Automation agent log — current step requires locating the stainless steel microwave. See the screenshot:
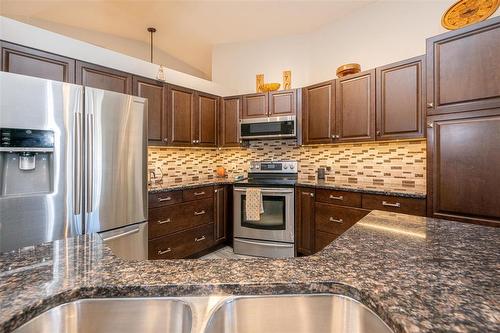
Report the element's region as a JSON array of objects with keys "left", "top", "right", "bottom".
[{"left": 240, "top": 115, "right": 296, "bottom": 140}]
